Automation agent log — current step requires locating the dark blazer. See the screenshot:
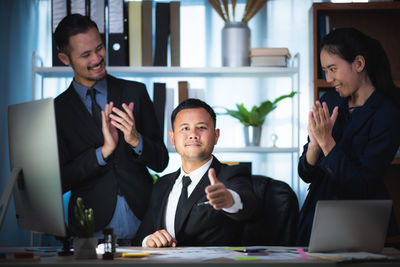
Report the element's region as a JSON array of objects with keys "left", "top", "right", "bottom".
[
  {"left": 55, "top": 74, "right": 169, "bottom": 232},
  {"left": 296, "top": 90, "right": 400, "bottom": 246},
  {"left": 134, "top": 157, "right": 257, "bottom": 246}
]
